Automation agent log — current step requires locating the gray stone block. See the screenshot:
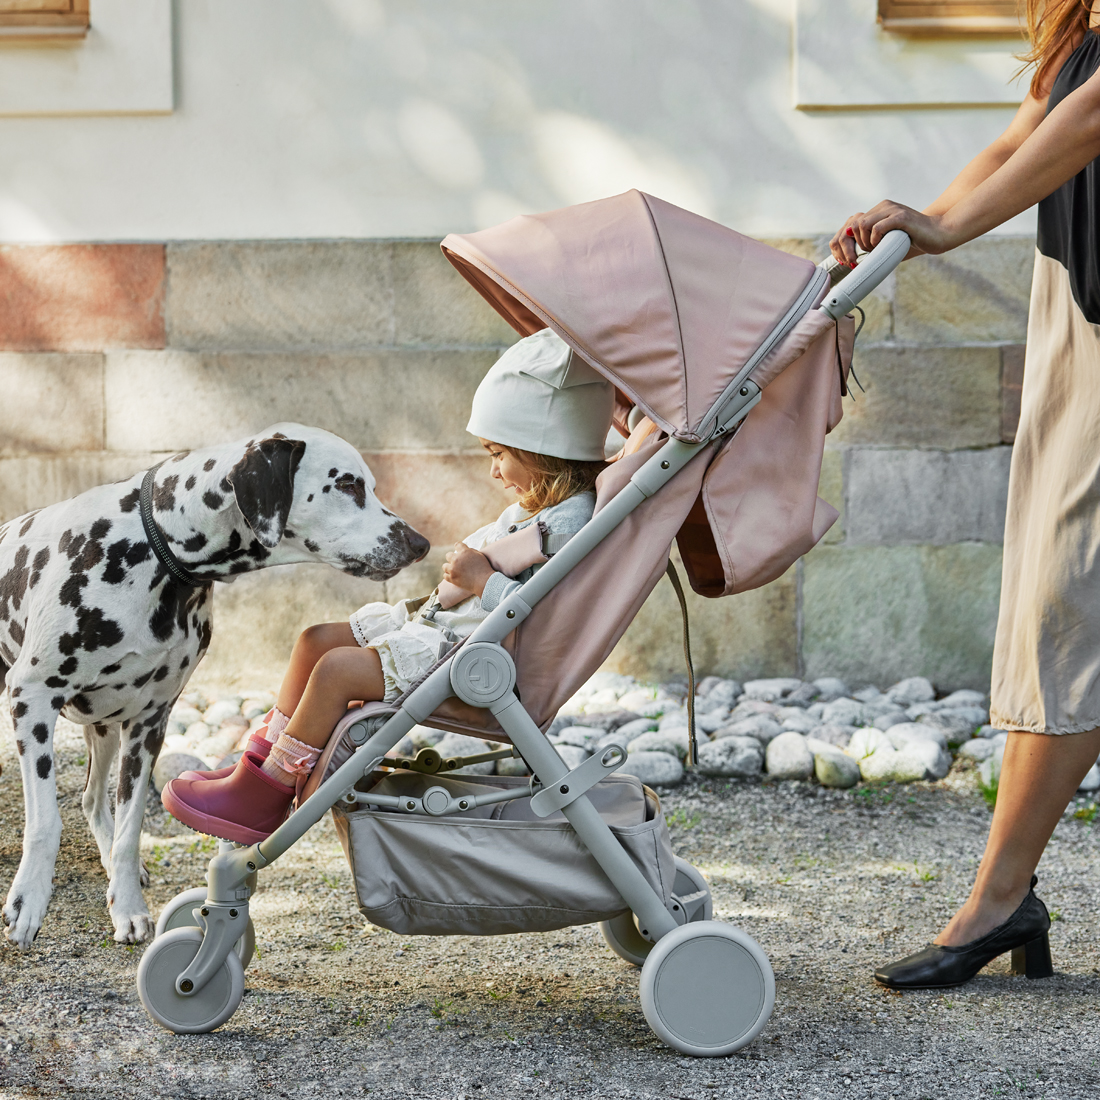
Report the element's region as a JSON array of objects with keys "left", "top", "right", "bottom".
[
  {"left": 620, "top": 750, "right": 683, "bottom": 787},
  {"left": 894, "top": 237, "right": 1034, "bottom": 343},
  {"left": 846, "top": 446, "right": 1011, "bottom": 546},
  {"left": 765, "top": 731, "right": 813, "bottom": 780},
  {"left": 830, "top": 346, "right": 1001, "bottom": 449},
  {"left": 0, "top": 452, "right": 158, "bottom": 523},
  {"left": 812, "top": 750, "right": 860, "bottom": 789},
  {"left": 166, "top": 241, "right": 395, "bottom": 351},
  {"left": 104, "top": 348, "right": 496, "bottom": 452},
  {"left": 0, "top": 353, "right": 105, "bottom": 456},
  {"left": 695, "top": 735, "right": 763, "bottom": 778},
  {"left": 392, "top": 242, "right": 521, "bottom": 347},
  {"left": 818, "top": 447, "right": 845, "bottom": 545},
  {"left": 802, "top": 544, "right": 1003, "bottom": 693}
]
